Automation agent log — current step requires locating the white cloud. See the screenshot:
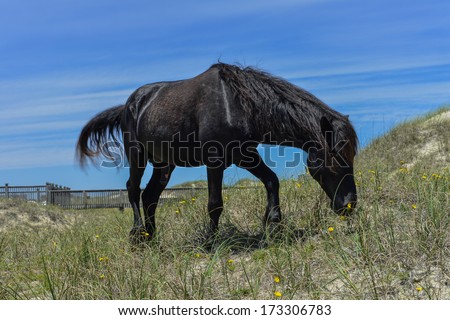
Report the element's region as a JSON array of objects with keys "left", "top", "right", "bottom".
[
  {"left": 320, "top": 81, "right": 450, "bottom": 106},
  {"left": 1, "top": 0, "right": 332, "bottom": 43},
  {"left": 0, "top": 120, "right": 85, "bottom": 136},
  {"left": 0, "top": 88, "right": 130, "bottom": 122},
  {"left": 279, "top": 54, "right": 450, "bottom": 81},
  {"left": 0, "top": 145, "right": 75, "bottom": 169}
]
